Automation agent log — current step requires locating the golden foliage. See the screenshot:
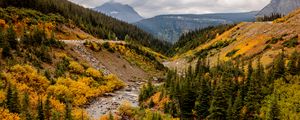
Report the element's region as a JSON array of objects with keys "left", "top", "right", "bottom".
[
  {"left": 118, "top": 101, "right": 136, "bottom": 117},
  {"left": 69, "top": 61, "right": 85, "bottom": 74},
  {"left": 5, "top": 64, "right": 50, "bottom": 93},
  {"left": 86, "top": 68, "right": 103, "bottom": 78},
  {"left": 0, "top": 108, "right": 20, "bottom": 120},
  {"left": 72, "top": 108, "right": 90, "bottom": 120},
  {"left": 0, "top": 91, "right": 6, "bottom": 104}
]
